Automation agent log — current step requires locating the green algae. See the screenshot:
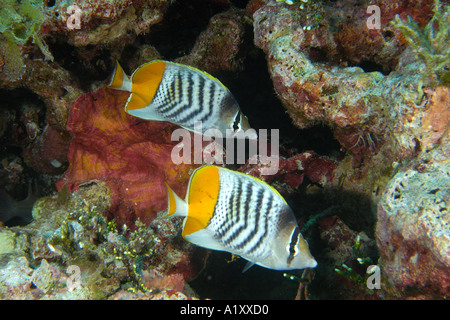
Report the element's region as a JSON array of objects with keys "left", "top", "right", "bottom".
[
  {"left": 392, "top": 0, "right": 450, "bottom": 88},
  {"left": 0, "top": 0, "right": 53, "bottom": 81},
  {"left": 0, "top": 0, "right": 45, "bottom": 44}
]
